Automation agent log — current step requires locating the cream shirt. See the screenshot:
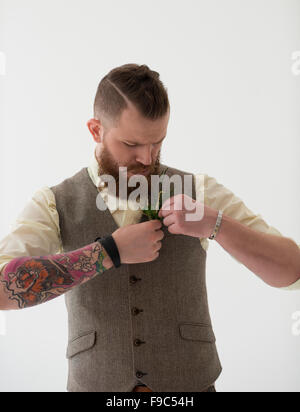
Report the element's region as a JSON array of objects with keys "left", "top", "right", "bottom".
[{"left": 0, "top": 152, "right": 299, "bottom": 291}]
